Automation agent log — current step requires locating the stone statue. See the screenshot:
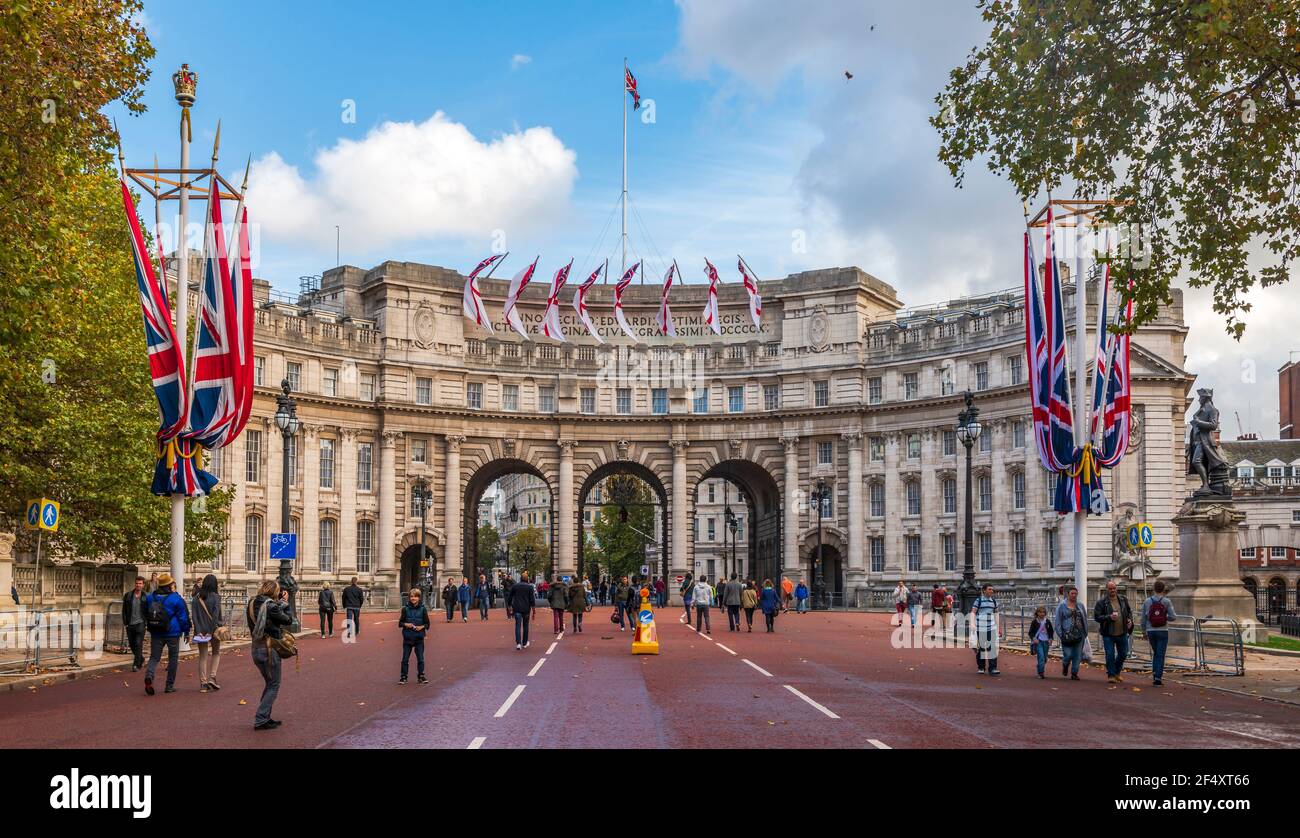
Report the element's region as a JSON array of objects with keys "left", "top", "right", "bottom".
[
  {"left": 1186, "top": 388, "right": 1231, "bottom": 498},
  {"left": 1110, "top": 503, "right": 1157, "bottom": 583}
]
